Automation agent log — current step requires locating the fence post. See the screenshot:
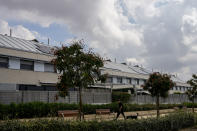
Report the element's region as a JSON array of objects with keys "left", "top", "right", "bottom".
[
  {"left": 93, "top": 92, "right": 94, "bottom": 103},
  {"left": 77, "top": 91, "right": 79, "bottom": 103},
  {"left": 47, "top": 91, "right": 49, "bottom": 103},
  {"left": 68, "top": 91, "right": 70, "bottom": 104},
  {"left": 106, "top": 93, "right": 108, "bottom": 103},
  {"left": 137, "top": 94, "right": 138, "bottom": 104},
  {"left": 21, "top": 91, "right": 24, "bottom": 103}
]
